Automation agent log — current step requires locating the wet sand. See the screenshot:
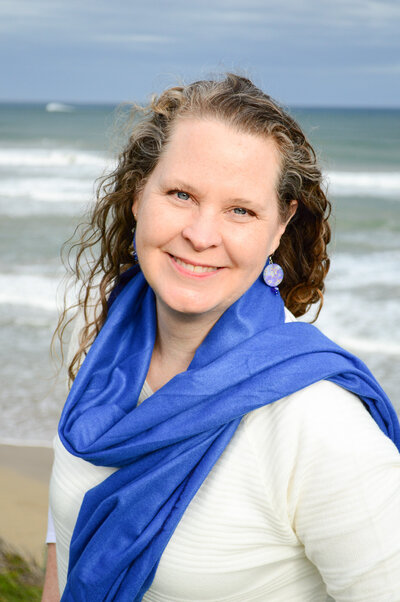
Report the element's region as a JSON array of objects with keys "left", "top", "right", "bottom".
[{"left": 0, "top": 443, "right": 53, "bottom": 566}]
